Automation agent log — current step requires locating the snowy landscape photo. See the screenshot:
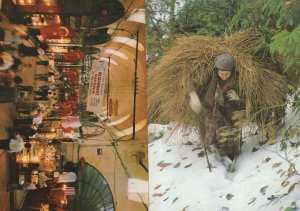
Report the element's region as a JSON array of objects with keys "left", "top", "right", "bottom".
[{"left": 149, "top": 111, "right": 300, "bottom": 211}]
